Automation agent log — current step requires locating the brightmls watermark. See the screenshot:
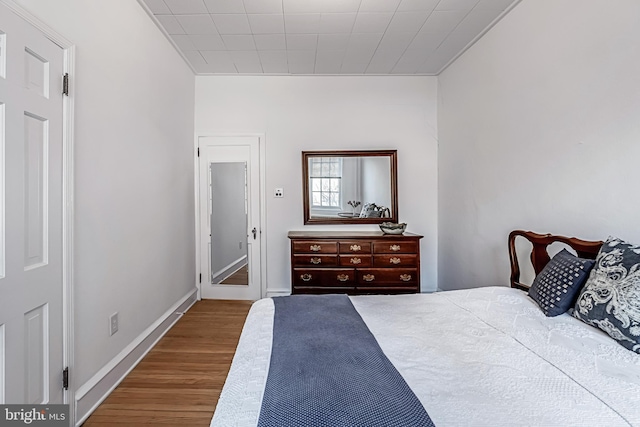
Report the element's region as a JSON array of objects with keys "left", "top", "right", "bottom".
[{"left": 0, "top": 405, "right": 69, "bottom": 426}]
